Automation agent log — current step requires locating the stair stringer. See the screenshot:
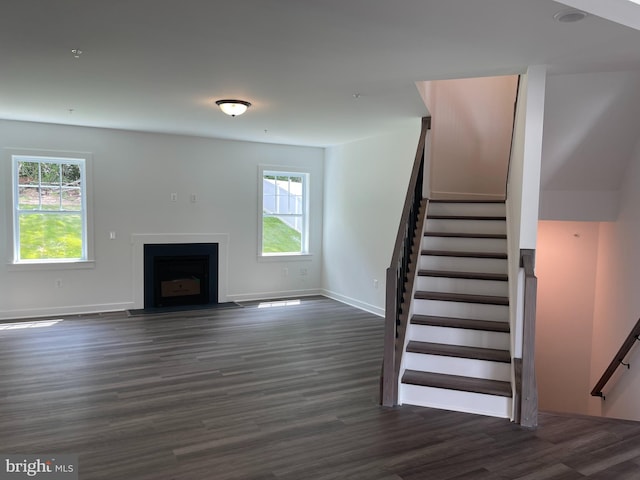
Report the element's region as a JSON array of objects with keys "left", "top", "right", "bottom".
[
  {"left": 396, "top": 213, "right": 429, "bottom": 401},
  {"left": 397, "top": 200, "right": 514, "bottom": 419}
]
